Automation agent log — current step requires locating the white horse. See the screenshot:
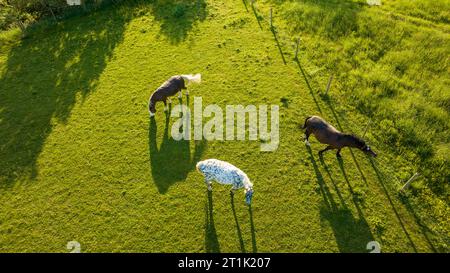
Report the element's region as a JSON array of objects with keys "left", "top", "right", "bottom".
[{"left": 196, "top": 159, "right": 254, "bottom": 205}]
